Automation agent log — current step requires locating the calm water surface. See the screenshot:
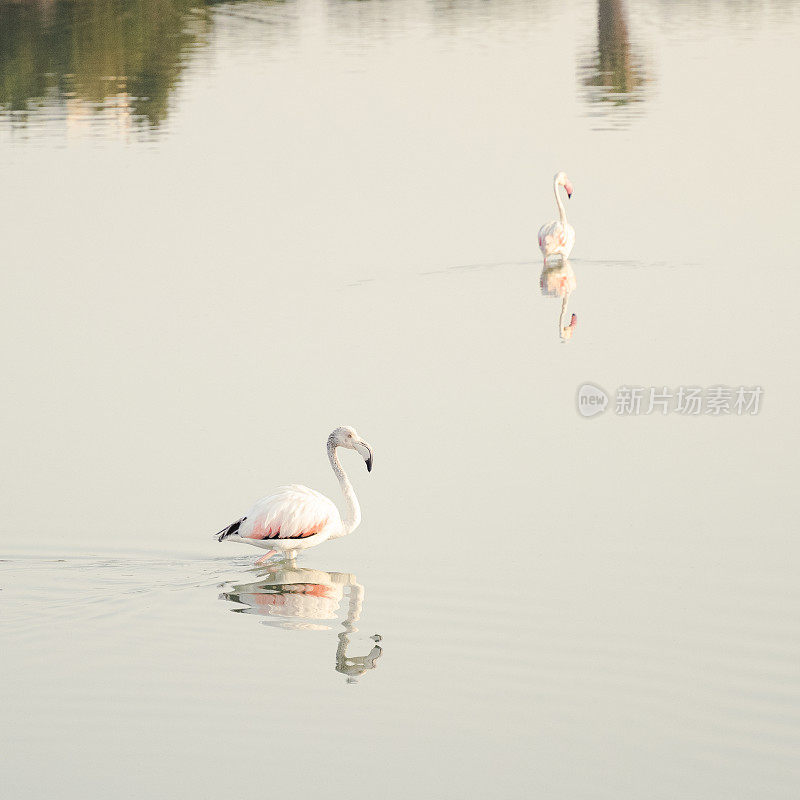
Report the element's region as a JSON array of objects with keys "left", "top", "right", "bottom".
[{"left": 2, "top": 0, "right": 800, "bottom": 797}]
